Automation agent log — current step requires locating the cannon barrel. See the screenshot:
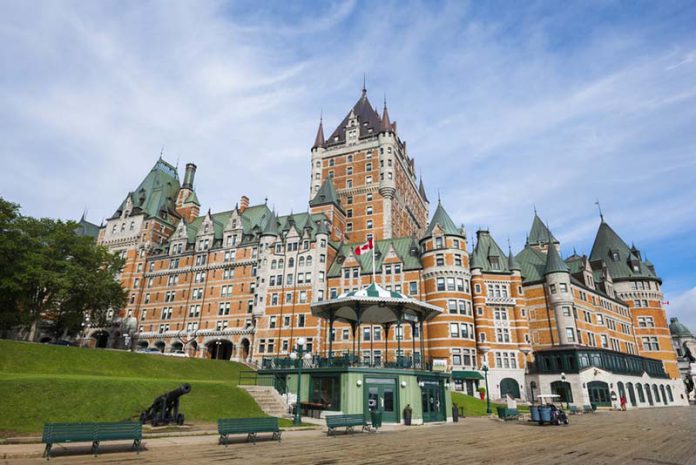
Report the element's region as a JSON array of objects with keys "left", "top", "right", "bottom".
[{"left": 163, "top": 383, "right": 191, "bottom": 401}]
